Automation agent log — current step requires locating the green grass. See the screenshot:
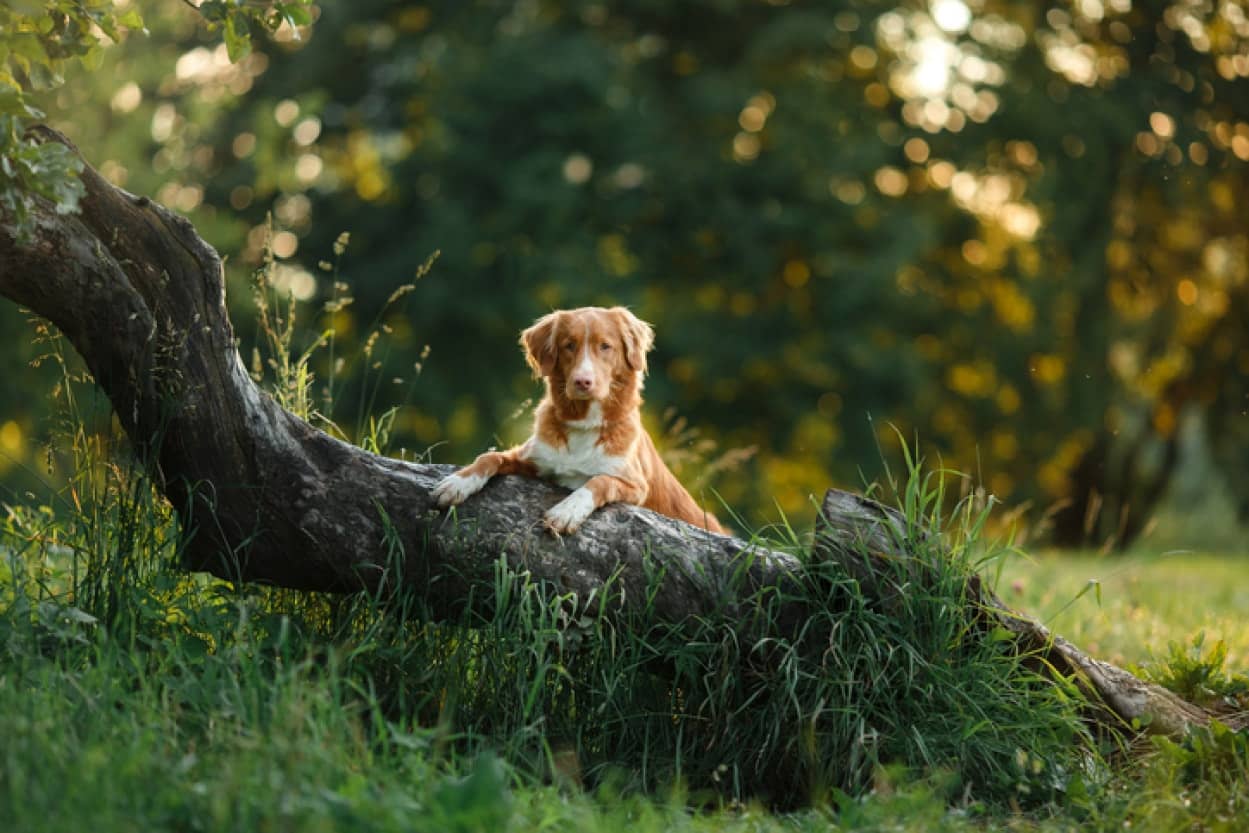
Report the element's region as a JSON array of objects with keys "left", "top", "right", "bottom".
[
  {"left": 4, "top": 443, "right": 1247, "bottom": 832},
  {"left": 1000, "top": 550, "right": 1249, "bottom": 673},
  {"left": 2, "top": 273, "right": 1245, "bottom": 832}
]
